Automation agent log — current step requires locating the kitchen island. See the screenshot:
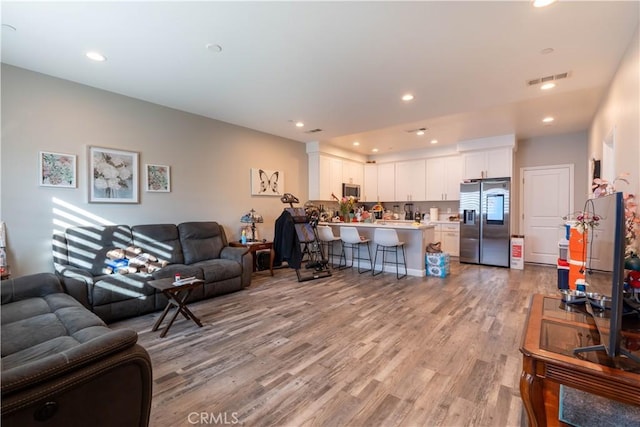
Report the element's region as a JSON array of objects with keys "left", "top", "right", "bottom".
[{"left": 321, "top": 221, "right": 435, "bottom": 276}]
